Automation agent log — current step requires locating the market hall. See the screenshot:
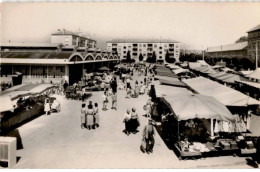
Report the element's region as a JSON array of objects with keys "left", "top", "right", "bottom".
[{"left": 0, "top": 43, "right": 119, "bottom": 86}]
